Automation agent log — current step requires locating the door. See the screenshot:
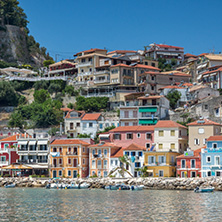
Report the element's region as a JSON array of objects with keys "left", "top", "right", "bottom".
[
  {"left": 191, "top": 171, "right": 196, "bottom": 178},
  {"left": 73, "top": 170, "right": 77, "bottom": 178},
  {"left": 134, "top": 171, "right": 137, "bottom": 177},
  {"left": 53, "top": 170, "right": 57, "bottom": 178}
]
